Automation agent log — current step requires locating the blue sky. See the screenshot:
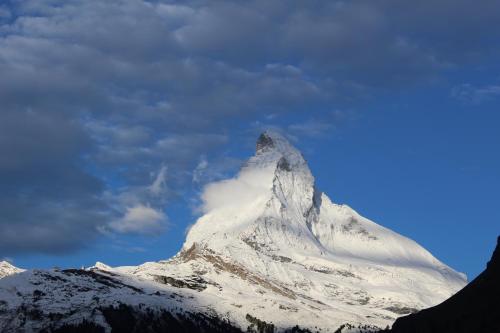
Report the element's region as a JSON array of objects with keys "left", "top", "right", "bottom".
[{"left": 1, "top": 0, "right": 499, "bottom": 280}]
